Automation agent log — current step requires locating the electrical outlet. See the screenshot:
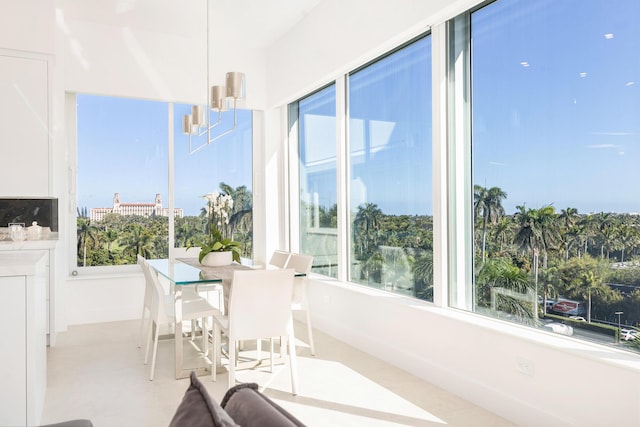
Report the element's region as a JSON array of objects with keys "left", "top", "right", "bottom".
[{"left": 516, "top": 357, "right": 535, "bottom": 376}]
